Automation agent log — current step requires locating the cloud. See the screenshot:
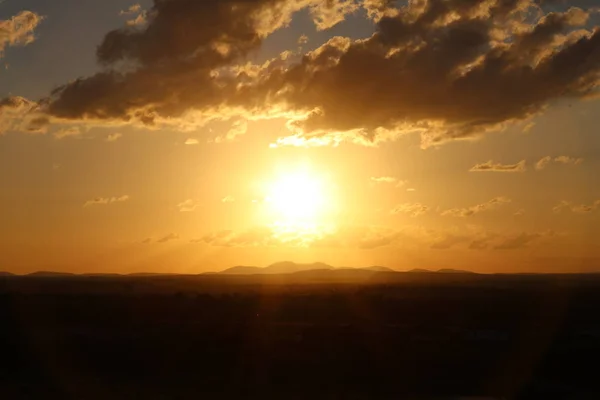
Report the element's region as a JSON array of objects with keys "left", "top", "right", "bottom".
[
  {"left": 199, "top": 225, "right": 413, "bottom": 249},
  {"left": 0, "top": 11, "right": 43, "bottom": 57},
  {"left": 554, "top": 155, "right": 584, "bottom": 165},
  {"left": 371, "top": 176, "right": 396, "bottom": 184},
  {"left": 536, "top": 155, "right": 584, "bottom": 169},
  {"left": 431, "top": 230, "right": 550, "bottom": 251},
  {"left": 469, "top": 238, "right": 491, "bottom": 250},
  {"left": 239, "top": 1, "right": 600, "bottom": 147},
  {"left": 370, "top": 176, "right": 407, "bottom": 187},
  {"left": 84, "top": 195, "right": 130, "bottom": 207},
  {"left": 442, "top": 197, "right": 511, "bottom": 217},
  {"left": 0, "top": 96, "right": 39, "bottom": 134},
  {"left": 391, "top": 203, "right": 429, "bottom": 217},
  {"left": 119, "top": 4, "right": 147, "bottom": 27},
  {"left": 36, "top": 0, "right": 354, "bottom": 127},
  {"left": 221, "top": 195, "right": 235, "bottom": 203},
  {"left": 214, "top": 120, "right": 248, "bottom": 143},
  {"left": 535, "top": 156, "right": 553, "bottom": 170},
  {"left": 494, "top": 233, "right": 542, "bottom": 250},
  {"left": 198, "top": 224, "right": 556, "bottom": 252},
  {"left": 431, "top": 235, "right": 471, "bottom": 250},
  {"left": 106, "top": 132, "right": 122, "bottom": 142},
  {"left": 298, "top": 34, "right": 309, "bottom": 45},
  {"left": 184, "top": 138, "right": 199, "bottom": 145},
  {"left": 54, "top": 127, "right": 81, "bottom": 139},
  {"left": 177, "top": 199, "right": 201, "bottom": 212},
  {"left": 4, "top": 1, "right": 600, "bottom": 149},
  {"left": 120, "top": 5, "right": 142, "bottom": 15},
  {"left": 157, "top": 233, "right": 180, "bottom": 243},
  {"left": 553, "top": 200, "right": 600, "bottom": 213},
  {"left": 470, "top": 160, "right": 527, "bottom": 172}
]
